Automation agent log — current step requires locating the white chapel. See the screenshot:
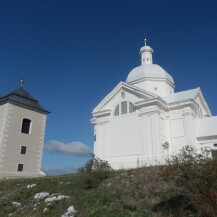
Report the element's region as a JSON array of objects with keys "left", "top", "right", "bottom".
[{"left": 91, "top": 40, "right": 217, "bottom": 169}]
